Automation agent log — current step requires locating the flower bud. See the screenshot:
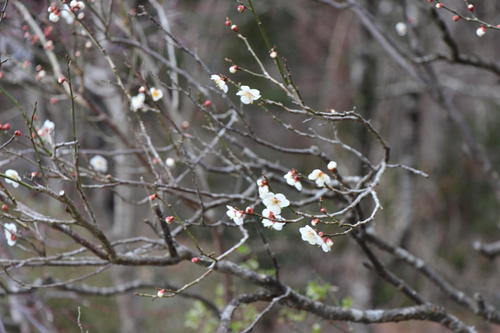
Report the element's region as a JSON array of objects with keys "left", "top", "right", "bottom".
[
  {"left": 229, "top": 65, "right": 239, "bottom": 74},
  {"left": 237, "top": 5, "right": 246, "bottom": 13},
  {"left": 191, "top": 257, "right": 200, "bottom": 263},
  {"left": 230, "top": 24, "right": 238, "bottom": 32},
  {"left": 165, "top": 216, "right": 175, "bottom": 224}
]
